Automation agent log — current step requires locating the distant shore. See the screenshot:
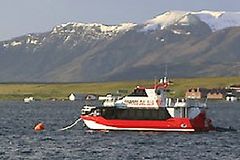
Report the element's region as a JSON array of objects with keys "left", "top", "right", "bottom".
[{"left": 0, "top": 77, "right": 239, "bottom": 100}]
